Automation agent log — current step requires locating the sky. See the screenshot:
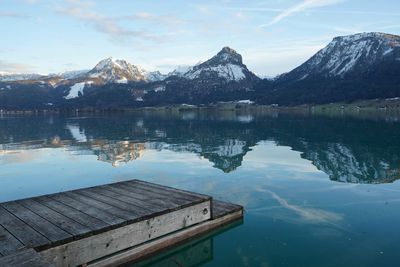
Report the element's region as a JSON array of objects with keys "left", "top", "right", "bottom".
[{"left": 1, "top": 0, "right": 400, "bottom": 76}]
